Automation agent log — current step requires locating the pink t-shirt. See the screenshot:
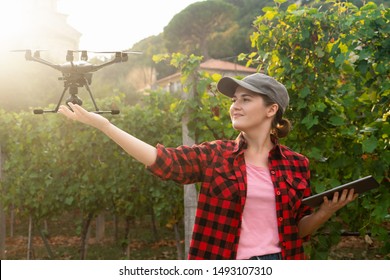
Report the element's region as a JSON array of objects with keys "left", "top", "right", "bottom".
[{"left": 236, "top": 163, "right": 281, "bottom": 259}]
